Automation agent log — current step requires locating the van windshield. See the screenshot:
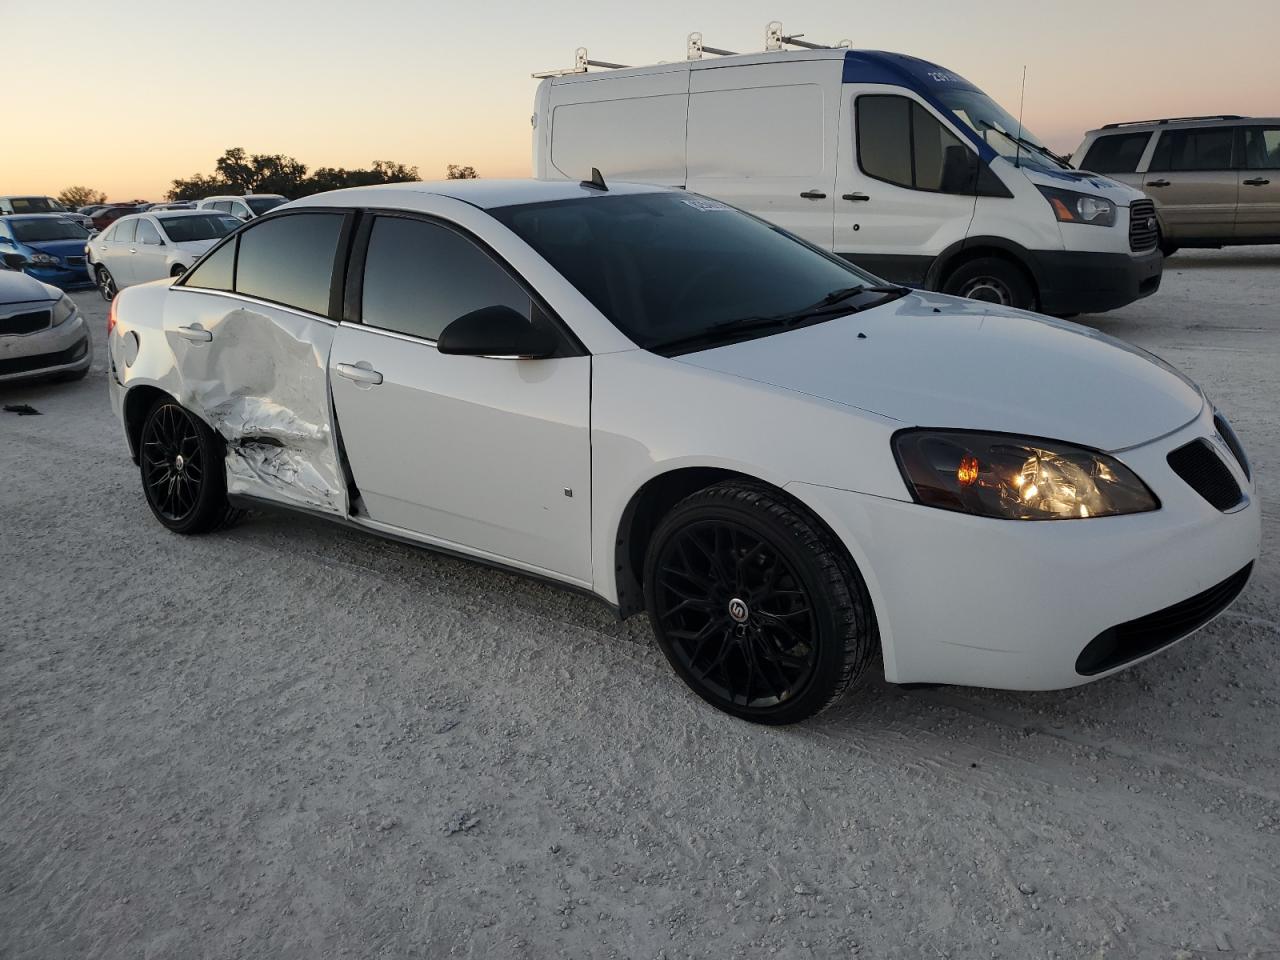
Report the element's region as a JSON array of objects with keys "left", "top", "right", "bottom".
[
  {"left": 937, "top": 89, "right": 1070, "bottom": 170},
  {"left": 491, "top": 191, "right": 898, "bottom": 355}
]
